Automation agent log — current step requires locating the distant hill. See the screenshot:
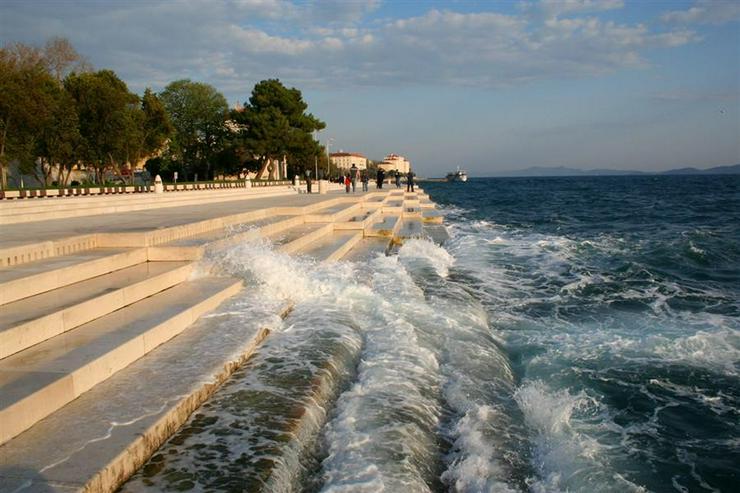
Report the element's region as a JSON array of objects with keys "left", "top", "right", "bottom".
[
  {"left": 660, "top": 164, "right": 740, "bottom": 175},
  {"left": 490, "top": 164, "right": 740, "bottom": 177}
]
